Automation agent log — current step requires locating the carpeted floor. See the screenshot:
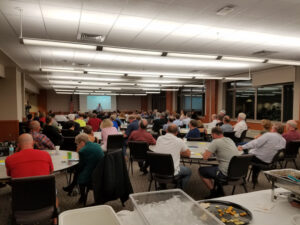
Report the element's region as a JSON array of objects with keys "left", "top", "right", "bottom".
[{"left": 0, "top": 158, "right": 298, "bottom": 225}]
